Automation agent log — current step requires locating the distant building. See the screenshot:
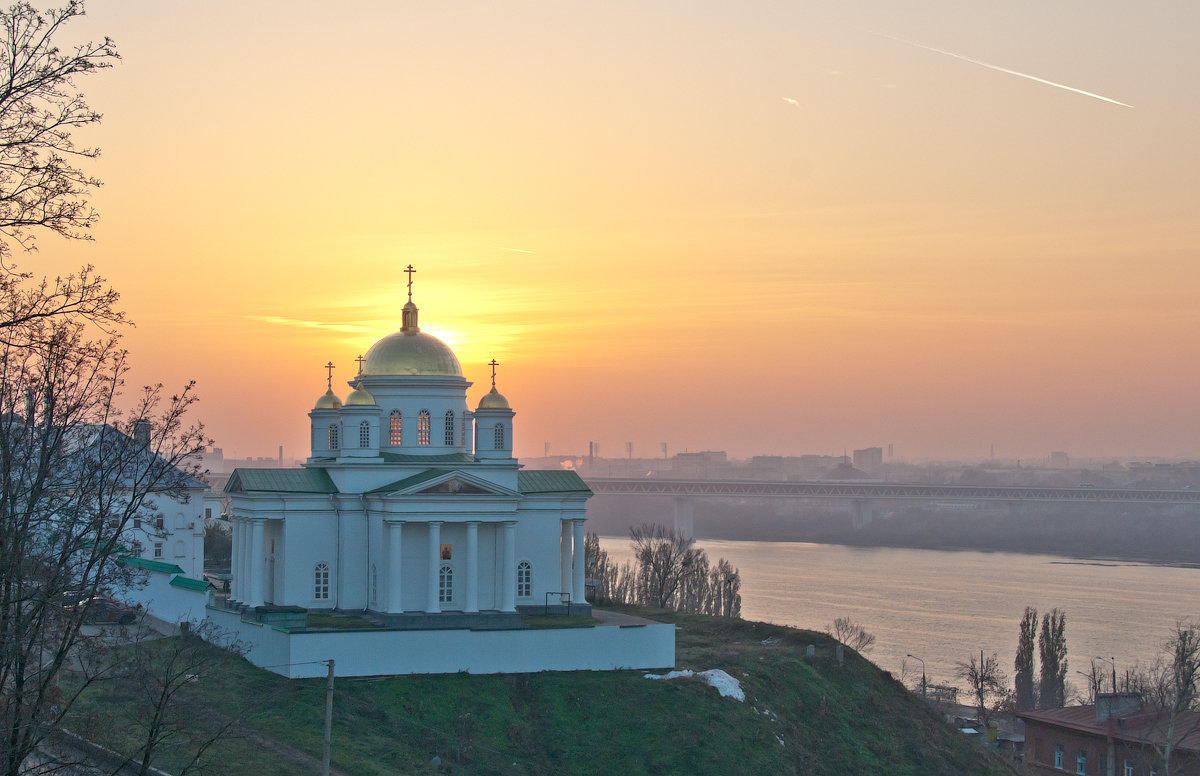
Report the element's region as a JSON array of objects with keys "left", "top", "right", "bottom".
[
  {"left": 853, "top": 447, "right": 883, "bottom": 469},
  {"left": 1050, "top": 451, "right": 1070, "bottom": 468},
  {"left": 674, "top": 451, "right": 727, "bottom": 465},
  {"left": 1020, "top": 694, "right": 1200, "bottom": 776}
]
